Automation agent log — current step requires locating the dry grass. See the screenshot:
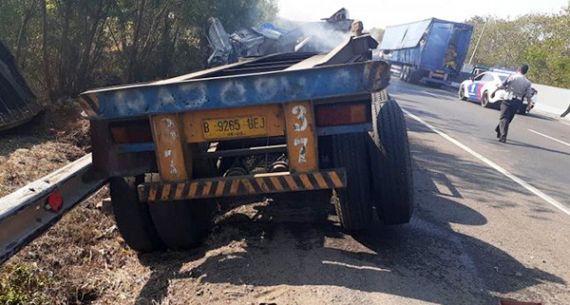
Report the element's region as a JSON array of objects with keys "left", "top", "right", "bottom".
[
  {"left": 0, "top": 98, "right": 88, "bottom": 197},
  {"left": 0, "top": 97, "right": 130, "bottom": 304},
  {"left": 0, "top": 188, "right": 145, "bottom": 305}
]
